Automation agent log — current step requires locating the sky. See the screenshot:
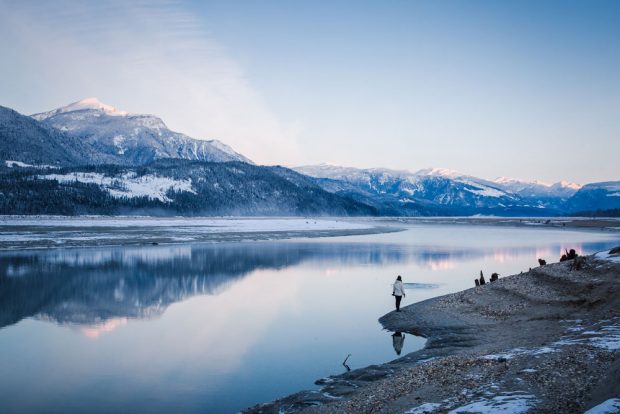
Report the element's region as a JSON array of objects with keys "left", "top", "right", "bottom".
[{"left": 0, "top": 0, "right": 619, "bottom": 184}]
